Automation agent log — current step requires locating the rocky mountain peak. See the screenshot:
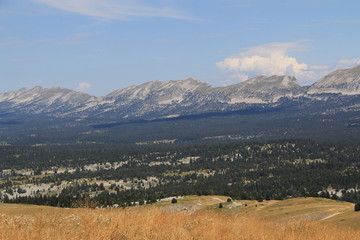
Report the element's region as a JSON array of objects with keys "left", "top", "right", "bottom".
[
  {"left": 105, "top": 78, "right": 210, "bottom": 101},
  {"left": 241, "top": 75, "right": 300, "bottom": 89},
  {"left": 308, "top": 65, "right": 360, "bottom": 95},
  {"left": 215, "top": 75, "right": 303, "bottom": 104}
]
